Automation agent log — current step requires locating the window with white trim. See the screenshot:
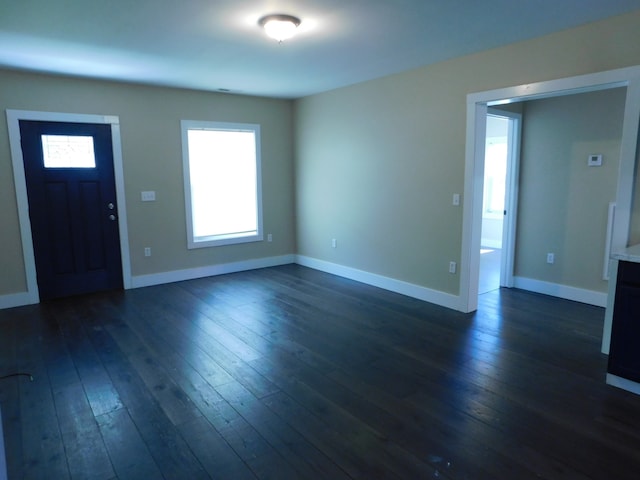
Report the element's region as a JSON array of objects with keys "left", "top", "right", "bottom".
[{"left": 181, "top": 120, "right": 263, "bottom": 248}]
